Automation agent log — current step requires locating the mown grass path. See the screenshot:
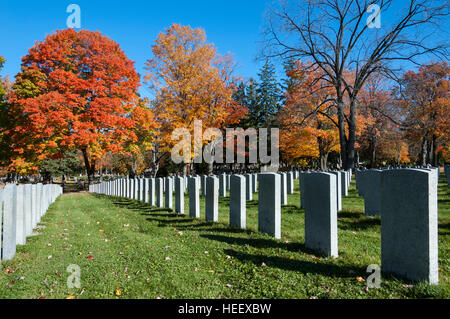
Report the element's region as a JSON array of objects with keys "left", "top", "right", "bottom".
[{"left": 0, "top": 176, "right": 449, "bottom": 299}]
